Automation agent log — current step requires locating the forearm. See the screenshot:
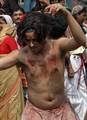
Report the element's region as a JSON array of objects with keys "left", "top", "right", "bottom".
[
  {"left": 45, "top": 3, "right": 86, "bottom": 47},
  {"left": 0, "top": 50, "right": 19, "bottom": 70},
  {"left": 66, "top": 11, "right": 86, "bottom": 47}
]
